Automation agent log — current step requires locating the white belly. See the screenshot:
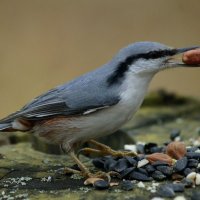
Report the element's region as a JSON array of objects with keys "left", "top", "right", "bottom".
[{"left": 69, "top": 73, "right": 153, "bottom": 142}]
